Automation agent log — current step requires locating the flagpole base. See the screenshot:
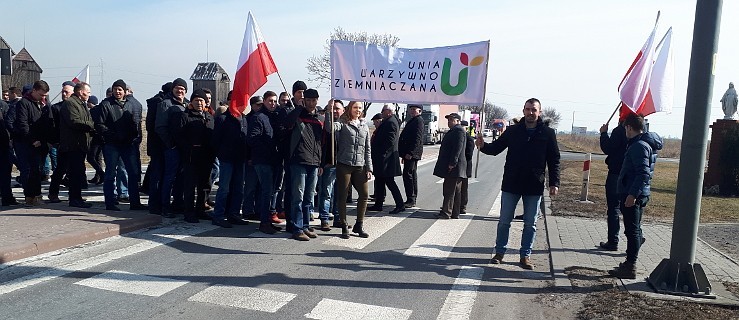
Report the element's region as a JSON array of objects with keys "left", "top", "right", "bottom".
[{"left": 647, "top": 258, "right": 715, "bottom": 299}]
